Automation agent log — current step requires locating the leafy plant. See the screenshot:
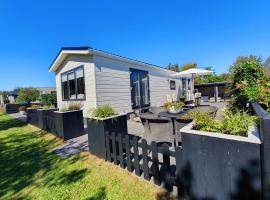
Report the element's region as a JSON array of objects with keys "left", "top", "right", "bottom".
[
  {"left": 230, "top": 55, "right": 266, "bottom": 109},
  {"left": 40, "top": 93, "right": 57, "bottom": 107},
  {"left": 67, "top": 102, "right": 82, "bottom": 111},
  {"left": 190, "top": 111, "right": 220, "bottom": 132},
  {"left": 88, "top": 105, "right": 117, "bottom": 118},
  {"left": 164, "top": 101, "right": 185, "bottom": 111},
  {"left": 19, "top": 106, "right": 26, "bottom": 112},
  {"left": 16, "top": 87, "right": 40, "bottom": 104},
  {"left": 220, "top": 109, "right": 257, "bottom": 136},
  {"left": 30, "top": 105, "right": 41, "bottom": 109},
  {"left": 190, "top": 109, "right": 257, "bottom": 136}
]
